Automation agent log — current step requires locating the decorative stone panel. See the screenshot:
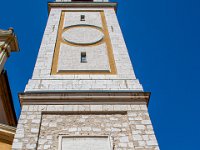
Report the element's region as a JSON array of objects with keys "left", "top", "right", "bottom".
[
  {"left": 62, "top": 26, "right": 104, "bottom": 45},
  {"left": 58, "top": 43, "right": 110, "bottom": 72},
  {"left": 60, "top": 136, "right": 111, "bottom": 150},
  {"left": 63, "top": 11, "right": 103, "bottom": 28}
]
